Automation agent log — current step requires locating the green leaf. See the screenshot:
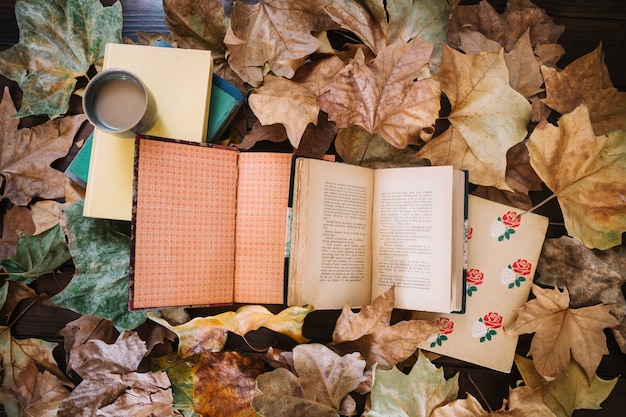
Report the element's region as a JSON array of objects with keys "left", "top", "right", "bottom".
[
  {"left": 515, "top": 355, "right": 618, "bottom": 417},
  {"left": 49, "top": 201, "right": 147, "bottom": 331},
  {"left": 0, "top": 224, "right": 70, "bottom": 283},
  {"left": 0, "top": 0, "right": 122, "bottom": 118},
  {"left": 152, "top": 353, "right": 201, "bottom": 416},
  {"left": 365, "top": 351, "right": 459, "bottom": 417}
]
